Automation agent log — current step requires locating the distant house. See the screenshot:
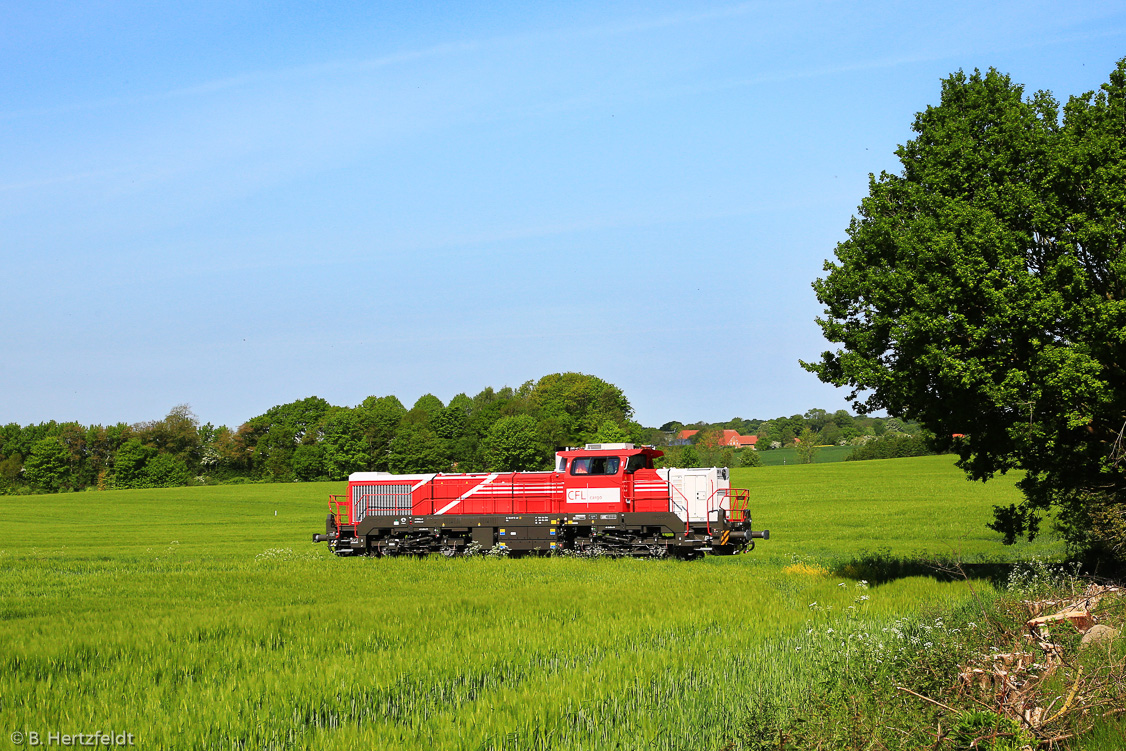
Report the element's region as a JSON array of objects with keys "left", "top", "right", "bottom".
[
  {"left": 721, "top": 430, "right": 758, "bottom": 447},
  {"left": 673, "top": 428, "right": 758, "bottom": 450}
]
